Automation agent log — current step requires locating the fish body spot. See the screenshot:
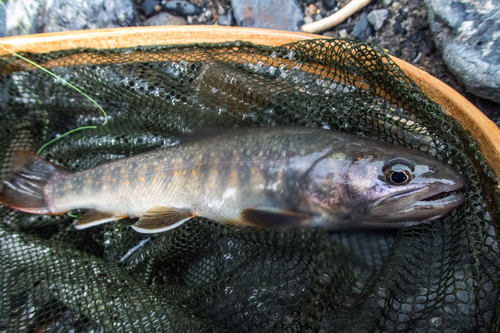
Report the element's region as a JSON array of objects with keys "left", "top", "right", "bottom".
[
  {"left": 153, "top": 177, "right": 157, "bottom": 183},
  {"left": 191, "top": 170, "right": 196, "bottom": 176},
  {"left": 213, "top": 170, "right": 218, "bottom": 176},
  {"left": 174, "top": 171, "right": 179, "bottom": 177},
  {"left": 162, "top": 173, "right": 166, "bottom": 178}
]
